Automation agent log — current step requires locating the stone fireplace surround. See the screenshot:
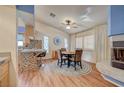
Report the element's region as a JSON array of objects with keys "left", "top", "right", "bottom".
[
  {"left": 96, "top": 35, "right": 124, "bottom": 86},
  {"left": 111, "top": 40, "right": 124, "bottom": 70}
]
